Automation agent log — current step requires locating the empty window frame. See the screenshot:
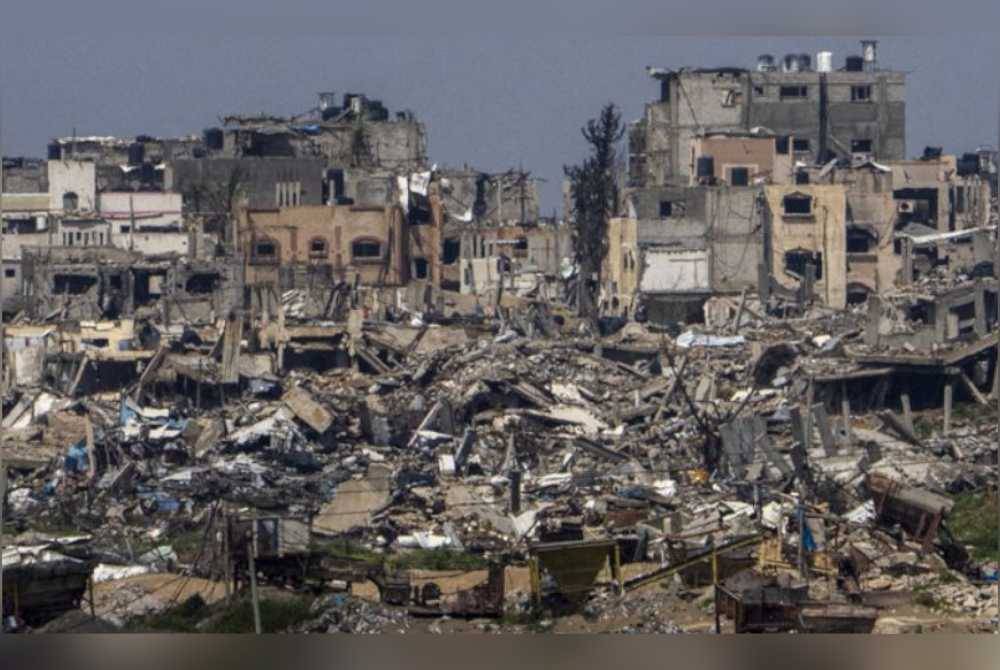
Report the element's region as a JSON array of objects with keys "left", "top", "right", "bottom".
[
  {"left": 308, "top": 237, "right": 329, "bottom": 259},
  {"left": 955, "top": 186, "right": 967, "bottom": 214},
  {"left": 63, "top": 192, "right": 79, "bottom": 211},
  {"left": 779, "top": 85, "right": 808, "bottom": 100},
  {"left": 792, "top": 138, "right": 811, "bottom": 153},
  {"left": 351, "top": 238, "right": 382, "bottom": 260},
  {"left": 4, "top": 268, "right": 15, "bottom": 278},
  {"left": 847, "top": 228, "right": 876, "bottom": 253},
  {"left": 782, "top": 194, "right": 813, "bottom": 216},
  {"left": 413, "top": 257, "right": 429, "bottom": 279},
  {"left": 851, "top": 85, "right": 872, "bottom": 102},
  {"left": 252, "top": 238, "right": 279, "bottom": 263},
  {"left": 442, "top": 238, "right": 460, "bottom": 265},
  {"left": 728, "top": 167, "right": 750, "bottom": 186},
  {"left": 784, "top": 249, "right": 823, "bottom": 280},
  {"left": 659, "top": 201, "right": 674, "bottom": 218},
  {"left": 851, "top": 139, "right": 873, "bottom": 153}
]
